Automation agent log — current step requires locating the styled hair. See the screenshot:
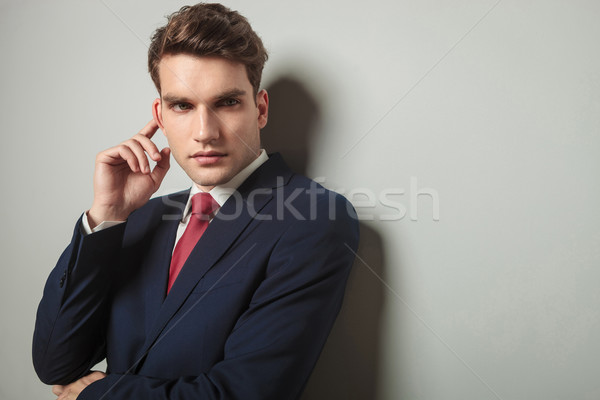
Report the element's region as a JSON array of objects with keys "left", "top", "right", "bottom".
[{"left": 148, "top": 3, "right": 268, "bottom": 96}]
